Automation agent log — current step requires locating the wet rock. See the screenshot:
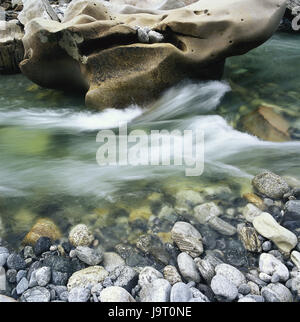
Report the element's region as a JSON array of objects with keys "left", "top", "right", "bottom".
[
  {"left": 136, "top": 234, "right": 170, "bottom": 265},
  {"left": 177, "top": 252, "right": 200, "bottom": 283},
  {"left": 175, "top": 190, "right": 204, "bottom": 214},
  {"left": 291, "top": 250, "right": 300, "bottom": 270},
  {"left": 261, "top": 283, "right": 293, "bottom": 302},
  {"left": 215, "top": 264, "right": 246, "bottom": 288},
  {"left": 74, "top": 246, "right": 103, "bottom": 266},
  {"left": 102, "top": 252, "right": 125, "bottom": 272},
  {"left": 100, "top": 286, "right": 136, "bottom": 302},
  {"left": 140, "top": 278, "right": 171, "bottom": 302},
  {"left": 209, "top": 216, "right": 237, "bottom": 236},
  {"left": 109, "top": 266, "right": 138, "bottom": 291},
  {"left": 211, "top": 275, "right": 238, "bottom": 301},
  {"left": 138, "top": 266, "right": 163, "bottom": 288},
  {"left": 242, "top": 203, "right": 262, "bottom": 223},
  {"left": 68, "top": 286, "right": 91, "bottom": 302},
  {"left": 194, "top": 202, "right": 236, "bottom": 236},
  {"left": 0, "top": 247, "right": 9, "bottom": 266},
  {"left": 170, "top": 282, "right": 193, "bottom": 302},
  {"left": 22, "top": 286, "right": 51, "bottom": 302},
  {"left": 259, "top": 253, "right": 289, "bottom": 282},
  {"left": 163, "top": 265, "right": 182, "bottom": 286},
  {"left": 253, "top": 212, "right": 297, "bottom": 254},
  {"left": 239, "top": 105, "right": 291, "bottom": 142},
  {"left": 42, "top": 254, "right": 82, "bottom": 275},
  {"left": 252, "top": 171, "right": 290, "bottom": 199},
  {"left": 243, "top": 193, "right": 266, "bottom": 210},
  {"left": 194, "top": 258, "right": 215, "bottom": 284},
  {"left": 23, "top": 218, "right": 61, "bottom": 246},
  {"left": 194, "top": 202, "right": 221, "bottom": 224},
  {"left": 237, "top": 224, "right": 262, "bottom": 252},
  {"left": 34, "top": 237, "right": 52, "bottom": 256},
  {"left": 115, "top": 244, "right": 153, "bottom": 267},
  {"left": 69, "top": 224, "right": 94, "bottom": 247},
  {"left": 35, "top": 266, "right": 51, "bottom": 286},
  {"left": 171, "top": 221, "right": 203, "bottom": 258},
  {"left": 6, "top": 253, "right": 26, "bottom": 270},
  {"left": 67, "top": 266, "right": 108, "bottom": 290},
  {"left": 285, "top": 200, "right": 300, "bottom": 220}
]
